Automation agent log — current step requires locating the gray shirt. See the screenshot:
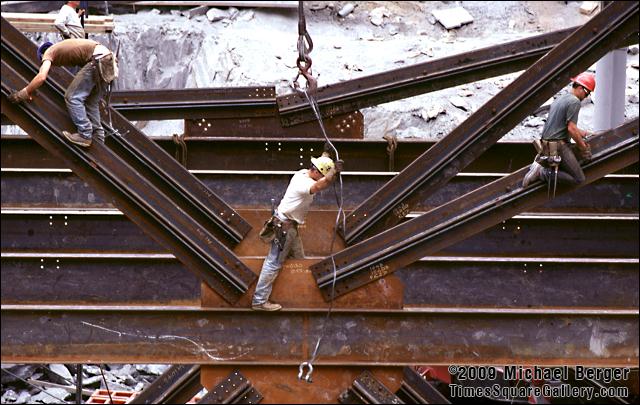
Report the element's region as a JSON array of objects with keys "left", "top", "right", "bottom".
[{"left": 541, "top": 93, "right": 581, "bottom": 141}]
